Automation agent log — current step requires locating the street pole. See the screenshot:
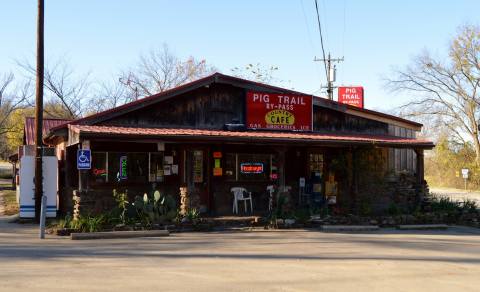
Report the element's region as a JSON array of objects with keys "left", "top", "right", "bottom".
[
  {"left": 314, "top": 54, "right": 344, "bottom": 100},
  {"left": 34, "top": 0, "right": 44, "bottom": 223}
]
